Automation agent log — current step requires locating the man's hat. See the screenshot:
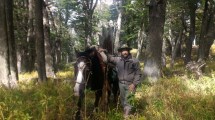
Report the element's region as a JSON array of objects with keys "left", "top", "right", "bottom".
[{"left": 118, "top": 44, "right": 132, "bottom": 52}]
